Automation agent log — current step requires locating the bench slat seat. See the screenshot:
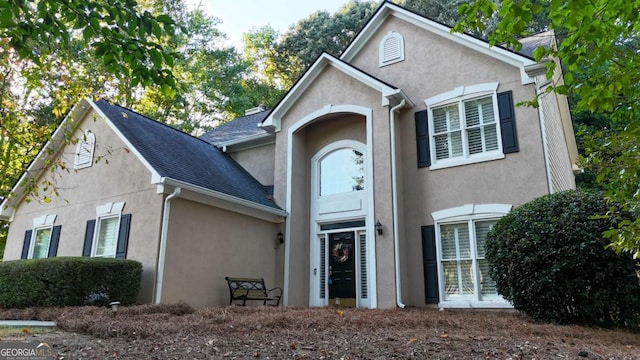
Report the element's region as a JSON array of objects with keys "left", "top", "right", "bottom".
[{"left": 225, "top": 277, "right": 282, "bottom": 306}]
